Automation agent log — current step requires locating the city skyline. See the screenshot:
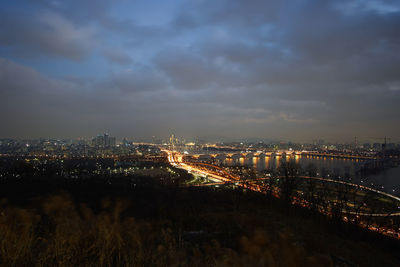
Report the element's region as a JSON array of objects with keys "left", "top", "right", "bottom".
[
  {"left": 0, "top": 133, "right": 397, "bottom": 147},
  {"left": 1, "top": 0, "right": 400, "bottom": 141}
]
